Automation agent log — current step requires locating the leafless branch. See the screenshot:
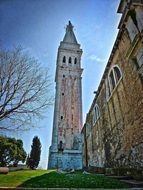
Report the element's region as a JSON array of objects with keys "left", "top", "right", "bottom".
[{"left": 0, "top": 47, "right": 53, "bottom": 131}]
